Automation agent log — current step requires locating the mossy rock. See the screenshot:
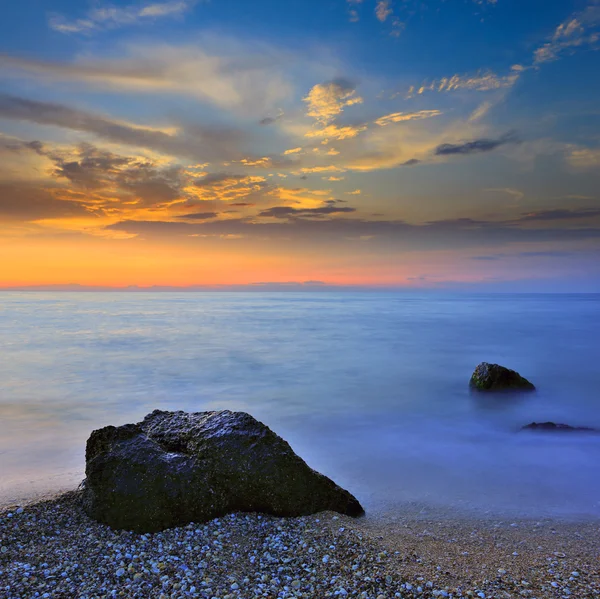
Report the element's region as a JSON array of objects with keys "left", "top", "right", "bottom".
[{"left": 469, "top": 362, "right": 535, "bottom": 392}]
